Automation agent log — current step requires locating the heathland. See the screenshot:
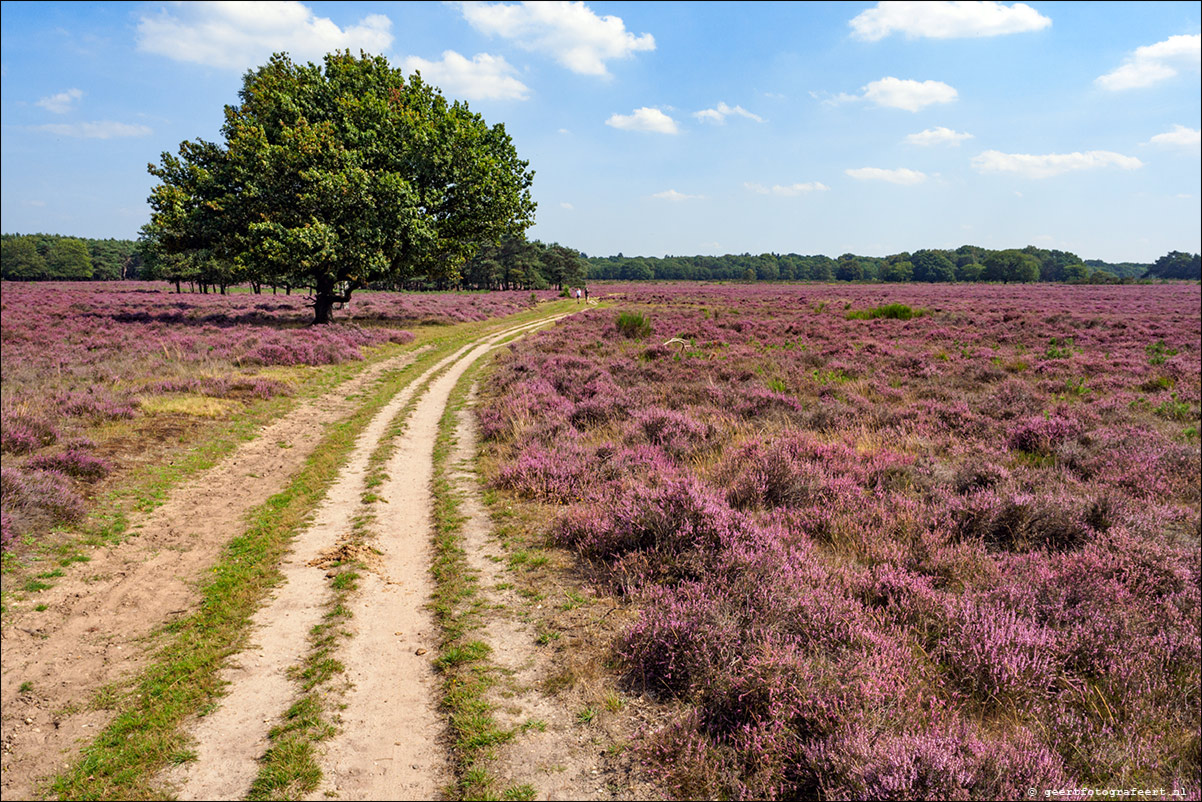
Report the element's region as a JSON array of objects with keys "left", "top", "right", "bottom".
[{"left": 1, "top": 279, "right": 1198, "bottom": 800}]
